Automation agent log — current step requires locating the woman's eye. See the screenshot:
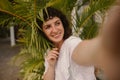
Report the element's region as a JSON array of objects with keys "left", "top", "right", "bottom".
[
  {"left": 55, "top": 21, "right": 60, "bottom": 26},
  {"left": 44, "top": 25, "right": 51, "bottom": 29}
]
